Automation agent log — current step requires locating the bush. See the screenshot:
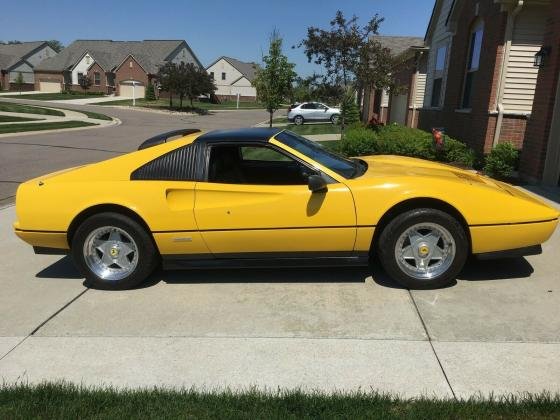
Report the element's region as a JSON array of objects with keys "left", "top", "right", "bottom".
[
  {"left": 339, "top": 124, "right": 377, "bottom": 156},
  {"left": 339, "top": 123, "right": 477, "bottom": 168},
  {"left": 483, "top": 142, "right": 519, "bottom": 179},
  {"left": 145, "top": 83, "right": 156, "bottom": 101}
]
